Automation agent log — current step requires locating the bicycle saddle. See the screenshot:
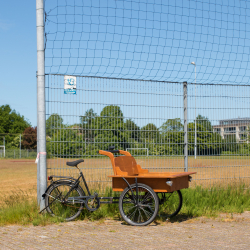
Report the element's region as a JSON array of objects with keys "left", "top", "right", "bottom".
[{"left": 66, "top": 159, "right": 84, "bottom": 167}]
